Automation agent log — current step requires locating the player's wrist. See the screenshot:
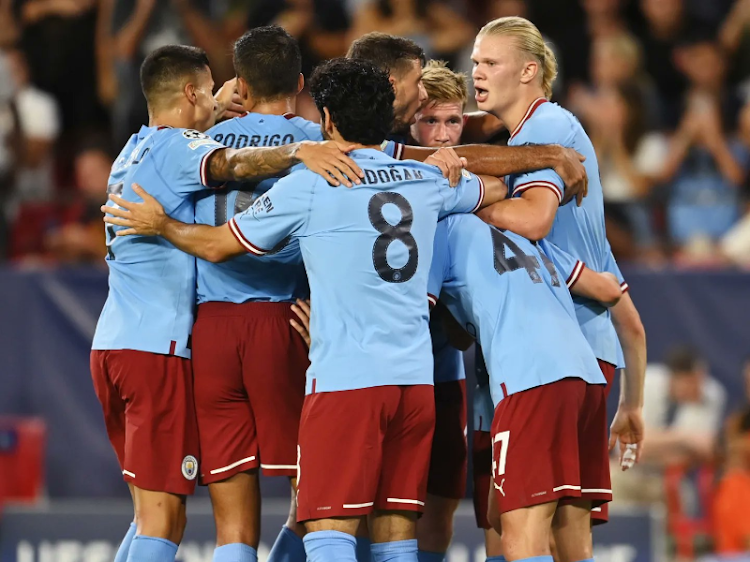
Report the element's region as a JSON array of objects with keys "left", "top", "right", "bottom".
[{"left": 290, "top": 141, "right": 313, "bottom": 164}]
